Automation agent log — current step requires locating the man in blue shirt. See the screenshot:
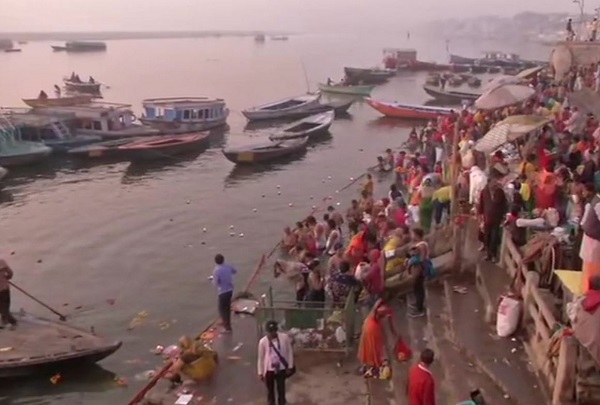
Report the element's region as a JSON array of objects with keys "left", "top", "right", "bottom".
[{"left": 212, "top": 254, "right": 237, "bottom": 333}]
